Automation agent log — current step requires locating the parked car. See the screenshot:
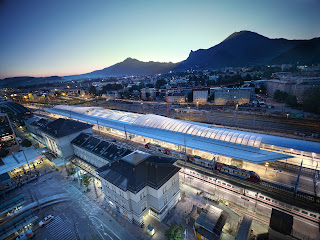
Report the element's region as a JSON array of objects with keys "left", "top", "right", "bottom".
[
  {"left": 16, "top": 229, "right": 34, "bottom": 240},
  {"left": 39, "top": 214, "right": 54, "bottom": 227}
]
